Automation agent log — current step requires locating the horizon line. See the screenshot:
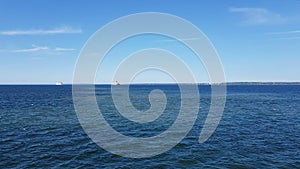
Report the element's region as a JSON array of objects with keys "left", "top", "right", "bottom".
[{"left": 1, "top": 81, "right": 300, "bottom": 85}]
